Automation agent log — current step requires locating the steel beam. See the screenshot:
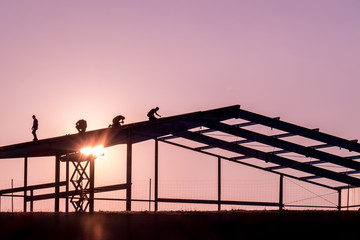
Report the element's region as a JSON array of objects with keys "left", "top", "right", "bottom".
[
  {"left": 0, "top": 182, "right": 67, "bottom": 195},
  {"left": 301, "top": 169, "right": 360, "bottom": 180},
  {"left": 155, "top": 139, "right": 159, "bottom": 211},
  {"left": 30, "top": 184, "right": 128, "bottom": 201},
  {"left": 55, "top": 155, "right": 60, "bottom": 212},
  {"left": 279, "top": 174, "right": 284, "bottom": 210},
  {"left": 176, "top": 131, "right": 360, "bottom": 186},
  {"left": 126, "top": 130, "right": 132, "bottom": 211},
  {"left": 236, "top": 108, "right": 360, "bottom": 153},
  {"left": 158, "top": 198, "right": 279, "bottom": 207},
  {"left": 159, "top": 138, "right": 337, "bottom": 190},
  {"left": 65, "top": 153, "right": 69, "bottom": 212},
  {"left": 159, "top": 121, "right": 257, "bottom": 141},
  {"left": 234, "top": 142, "right": 333, "bottom": 162},
  {"left": 218, "top": 157, "right": 221, "bottom": 211},
  {"left": 23, "top": 157, "right": 28, "bottom": 212},
  {"left": 89, "top": 157, "right": 95, "bottom": 212},
  {"left": 267, "top": 160, "right": 325, "bottom": 171},
  {"left": 205, "top": 121, "right": 360, "bottom": 171},
  {"left": 196, "top": 132, "right": 295, "bottom": 151},
  {"left": 30, "top": 190, "right": 33, "bottom": 212},
  {"left": 338, "top": 189, "right": 342, "bottom": 211},
  {"left": 0, "top": 106, "right": 240, "bottom": 159}
]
